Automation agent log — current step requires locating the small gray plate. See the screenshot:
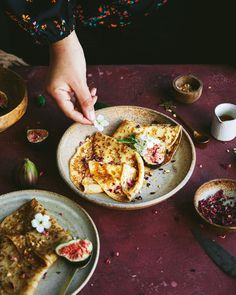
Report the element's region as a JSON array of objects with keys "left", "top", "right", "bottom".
[
  {"left": 0, "top": 190, "right": 100, "bottom": 295},
  {"left": 57, "top": 106, "right": 196, "bottom": 210}
]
